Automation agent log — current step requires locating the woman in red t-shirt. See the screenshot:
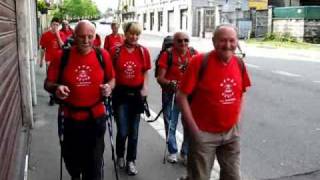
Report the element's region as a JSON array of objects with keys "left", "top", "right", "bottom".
[{"left": 110, "top": 21, "right": 151, "bottom": 176}]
